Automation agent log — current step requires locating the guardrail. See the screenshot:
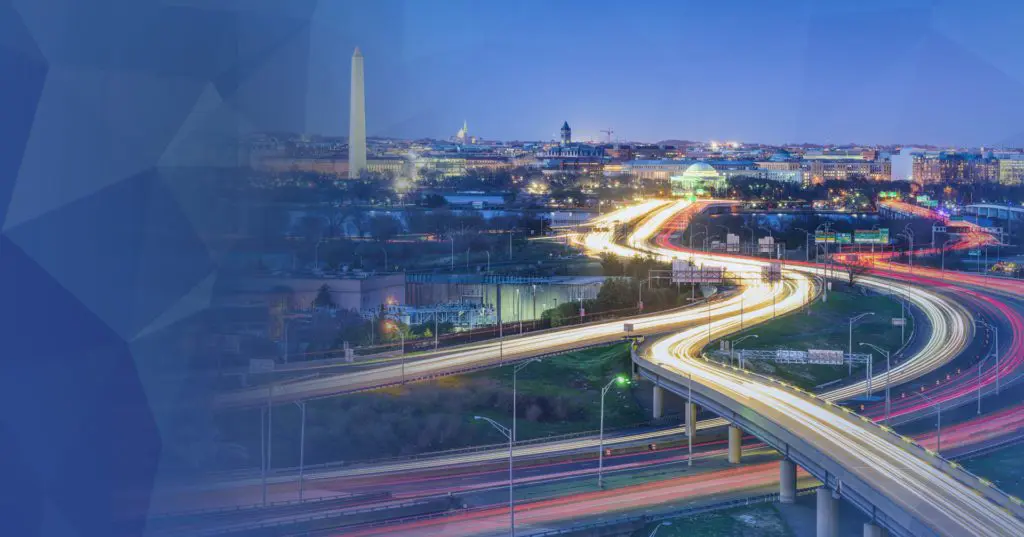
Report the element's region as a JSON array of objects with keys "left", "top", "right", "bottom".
[{"left": 635, "top": 349, "right": 1024, "bottom": 531}]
